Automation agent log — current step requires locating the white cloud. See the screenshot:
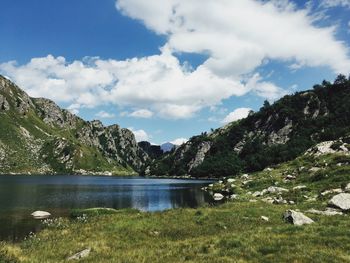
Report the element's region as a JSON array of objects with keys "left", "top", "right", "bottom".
[
  {"left": 95, "top": 111, "right": 116, "bottom": 119},
  {"left": 320, "top": 0, "right": 350, "bottom": 8},
  {"left": 129, "top": 109, "right": 154, "bottom": 118},
  {"left": 170, "top": 138, "right": 188, "bottom": 145},
  {"left": 222, "top": 108, "right": 252, "bottom": 124},
  {"left": 1, "top": 0, "right": 350, "bottom": 120},
  {"left": 128, "top": 128, "right": 150, "bottom": 142},
  {"left": 116, "top": 0, "right": 350, "bottom": 74}
]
